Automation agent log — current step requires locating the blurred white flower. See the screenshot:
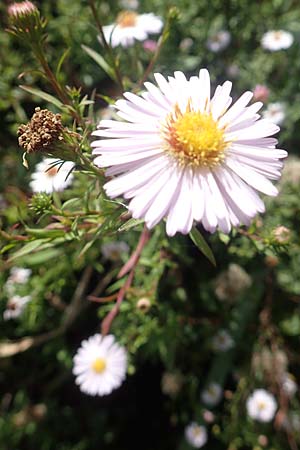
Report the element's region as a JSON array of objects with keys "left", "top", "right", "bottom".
[
  {"left": 246, "top": 389, "right": 277, "bottom": 423},
  {"left": 185, "top": 422, "right": 208, "bottom": 448},
  {"left": 7, "top": 267, "right": 31, "bottom": 284},
  {"left": 93, "top": 69, "right": 286, "bottom": 237},
  {"left": 261, "top": 30, "right": 293, "bottom": 51},
  {"left": 207, "top": 30, "right": 231, "bottom": 52},
  {"left": 161, "top": 371, "right": 183, "bottom": 397},
  {"left": 281, "top": 156, "right": 300, "bottom": 186},
  {"left": 212, "top": 330, "right": 234, "bottom": 352},
  {"left": 29, "top": 158, "right": 74, "bottom": 194},
  {"left": 102, "top": 12, "right": 163, "bottom": 48},
  {"left": 101, "top": 241, "right": 129, "bottom": 261},
  {"left": 282, "top": 373, "right": 298, "bottom": 397},
  {"left": 201, "top": 382, "right": 223, "bottom": 406},
  {"left": 215, "top": 263, "right": 252, "bottom": 301},
  {"left": 119, "top": 0, "right": 139, "bottom": 9},
  {"left": 263, "top": 102, "right": 285, "bottom": 125},
  {"left": 3, "top": 295, "right": 32, "bottom": 320},
  {"left": 73, "top": 334, "right": 127, "bottom": 396}
]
